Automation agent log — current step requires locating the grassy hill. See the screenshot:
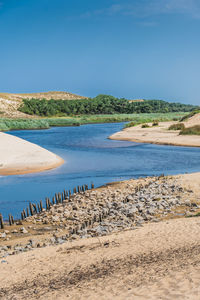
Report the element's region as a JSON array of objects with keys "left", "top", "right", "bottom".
[{"left": 0, "top": 91, "right": 86, "bottom": 118}]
